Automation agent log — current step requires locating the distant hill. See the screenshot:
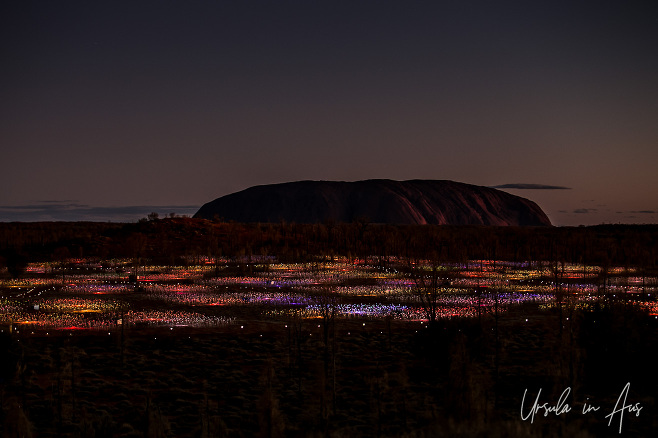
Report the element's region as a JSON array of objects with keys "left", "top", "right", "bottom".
[{"left": 194, "top": 179, "right": 552, "bottom": 226}]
